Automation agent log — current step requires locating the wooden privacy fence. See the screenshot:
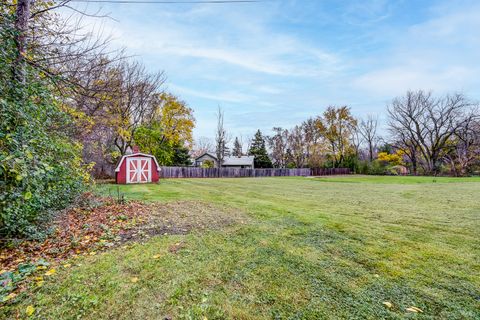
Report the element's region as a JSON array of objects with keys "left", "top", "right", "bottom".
[
  {"left": 160, "top": 167, "right": 311, "bottom": 178},
  {"left": 311, "top": 167, "right": 351, "bottom": 176},
  {"left": 159, "top": 167, "right": 350, "bottom": 178}
]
